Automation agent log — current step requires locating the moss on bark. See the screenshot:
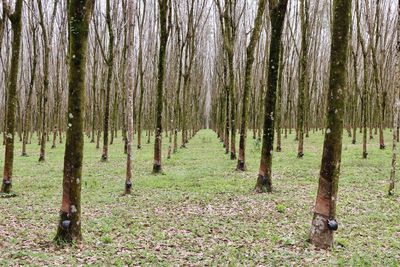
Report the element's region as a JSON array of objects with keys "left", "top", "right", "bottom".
[
  {"left": 309, "top": 0, "right": 352, "bottom": 249},
  {"left": 54, "top": 0, "right": 94, "bottom": 244}
]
